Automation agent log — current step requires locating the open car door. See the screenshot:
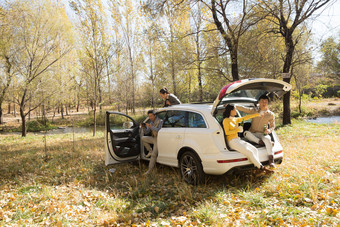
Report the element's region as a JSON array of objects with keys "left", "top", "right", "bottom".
[{"left": 105, "top": 111, "right": 140, "bottom": 166}]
